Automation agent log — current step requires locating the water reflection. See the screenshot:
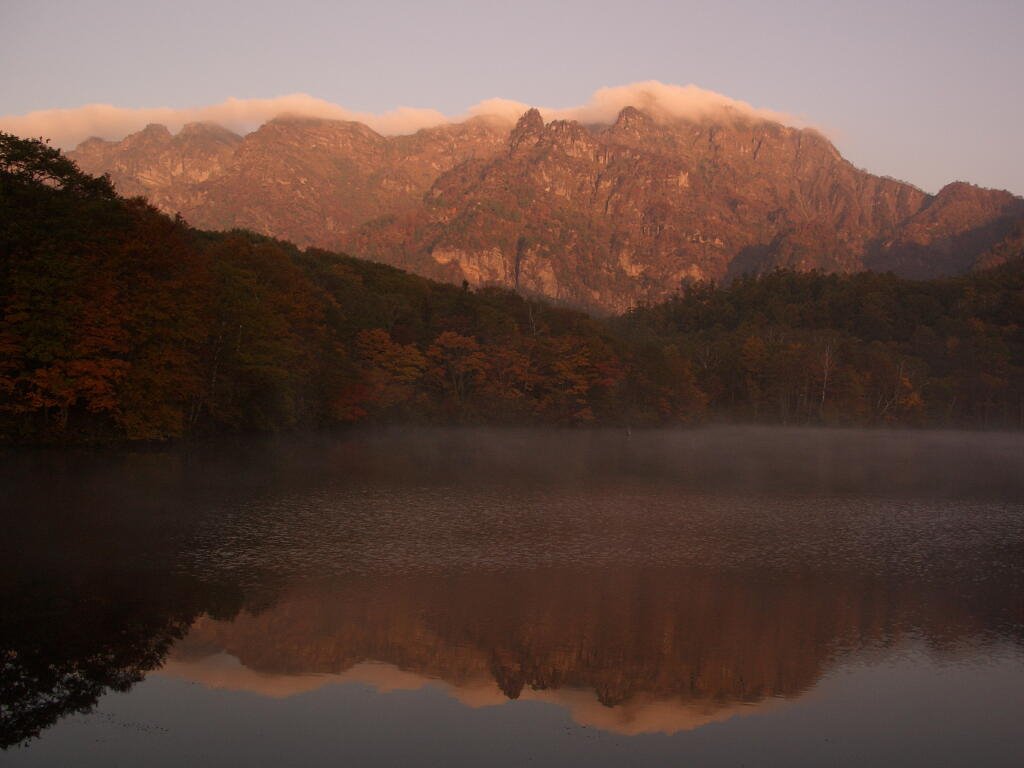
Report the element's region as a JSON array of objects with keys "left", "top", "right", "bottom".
[
  {"left": 1, "top": 428, "right": 1023, "bottom": 756},
  {"left": 159, "top": 567, "right": 1019, "bottom": 735},
  {"left": 158, "top": 654, "right": 779, "bottom": 735}
]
